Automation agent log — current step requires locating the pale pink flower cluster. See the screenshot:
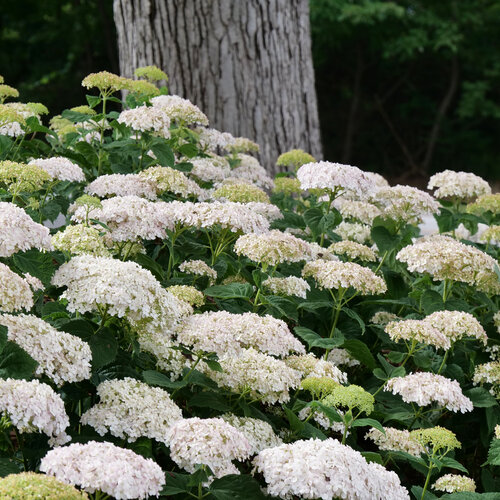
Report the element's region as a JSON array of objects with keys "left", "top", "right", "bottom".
[
  {"left": 262, "top": 276, "right": 311, "bottom": 298},
  {"left": 117, "top": 105, "right": 171, "bottom": 137},
  {"left": 179, "top": 259, "right": 217, "bottom": 282},
  {"left": 234, "top": 230, "right": 313, "bottom": 266},
  {"left": 253, "top": 438, "right": 410, "bottom": 500},
  {"left": 432, "top": 474, "right": 476, "bottom": 493},
  {"left": 365, "top": 427, "right": 424, "bottom": 456},
  {"left": 85, "top": 174, "right": 157, "bottom": 200},
  {"left": 385, "top": 319, "right": 451, "bottom": 350},
  {"left": 231, "top": 154, "right": 274, "bottom": 189},
  {"left": 297, "top": 161, "right": 372, "bottom": 197},
  {"left": 81, "top": 378, "right": 183, "bottom": 444},
  {"left": 375, "top": 185, "right": 440, "bottom": 223},
  {"left": 0, "top": 202, "right": 52, "bottom": 257},
  {"left": 176, "top": 311, "right": 305, "bottom": 358},
  {"left": 221, "top": 414, "right": 282, "bottom": 455},
  {"left": 303, "top": 259, "right": 387, "bottom": 295},
  {"left": 51, "top": 255, "right": 190, "bottom": 334},
  {"left": 284, "top": 353, "right": 347, "bottom": 383},
  {"left": 396, "top": 235, "right": 500, "bottom": 294},
  {"left": 385, "top": 373, "right": 473, "bottom": 413},
  {"left": 189, "top": 156, "right": 231, "bottom": 182},
  {"left": 334, "top": 221, "right": 372, "bottom": 244},
  {"left": 328, "top": 240, "right": 377, "bottom": 262},
  {"left": 0, "top": 263, "right": 34, "bottom": 312},
  {"left": 428, "top": 170, "right": 491, "bottom": 200},
  {"left": 203, "top": 348, "right": 302, "bottom": 404},
  {"left": 0, "top": 378, "right": 70, "bottom": 446},
  {"left": 138, "top": 165, "right": 203, "bottom": 198},
  {"left": 40, "top": 441, "right": 165, "bottom": 499},
  {"left": 333, "top": 199, "right": 381, "bottom": 224},
  {"left": 166, "top": 417, "right": 251, "bottom": 477},
  {"left": 0, "top": 313, "right": 91, "bottom": 385},
  {"left": 151, "top": 94, "right": 209, "bottom": 125},
  {"left": 424, "top": 310, "right": 487, "bottom": 345},
  {"left": 28, "top": 157, "right": 85, "bottom": 182}
]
